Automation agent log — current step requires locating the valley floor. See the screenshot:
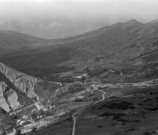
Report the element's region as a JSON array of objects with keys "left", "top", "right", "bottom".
[
  {"left": 10, "top": 78, "right": 158, "bottom": 135},
  {"left": 25, "top": 88, "right": 158, "bottom": 135}
]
